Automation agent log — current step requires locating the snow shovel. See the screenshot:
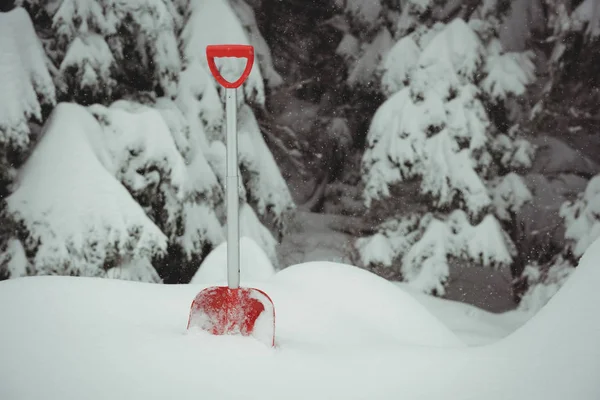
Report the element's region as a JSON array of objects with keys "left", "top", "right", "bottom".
[{"left": 187, "top": 44, "right": 276, "bottom": 347}]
